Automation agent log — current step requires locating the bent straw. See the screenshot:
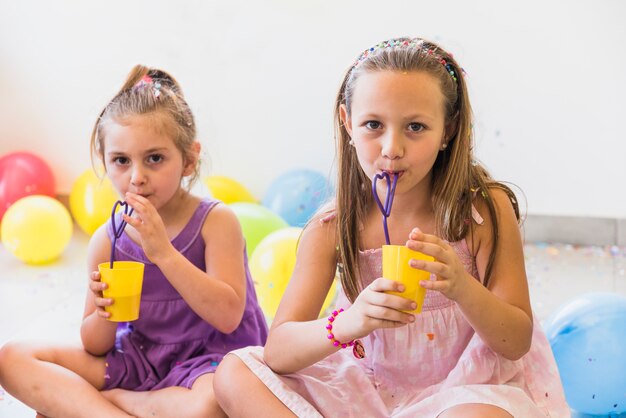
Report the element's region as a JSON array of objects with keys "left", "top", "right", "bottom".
[
  {"left": 110, "top": 200, "right": 134, "bottom": 268},
  {"left": 372, "top": 172, "right": 399, "bottom": 245}
]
